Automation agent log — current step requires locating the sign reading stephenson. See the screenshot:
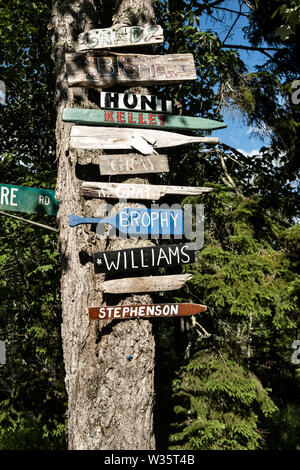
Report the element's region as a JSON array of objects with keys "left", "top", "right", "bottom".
[
  {"left": 65, "top": 52, "right": 197, "bottom": 88},
  {"left": 93, "top": 243, "right": 195, "bottom": 274},
  {"left": 89, "top": 303, "right": 207, "bottom": 320},
  {"left": 0, "top": 183, "right": 58, "bottom": 216},
  {"left": 77, "top": 24, "right": 164, "bottom": 51}
]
